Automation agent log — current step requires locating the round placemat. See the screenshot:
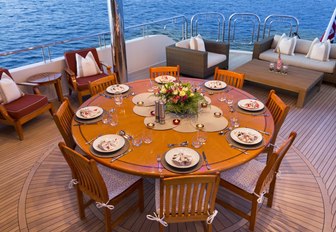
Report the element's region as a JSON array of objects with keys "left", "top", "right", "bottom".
[
  {"left": 160, "top": 152, "right": 204, "bottom": 174},
  {"left": 233, "top": 103, "right": 267, "bottom": 116},
  {"left": 225, "top": 133, "right": 264, "bottom": 150},
  {"left": 89, "top": 139, "right": 130, "bottom": 158},
  {"left": 132, "top": 93, "right": 160, "bottom": 106},
  {"left": 74, "top": 115, "right": 103, "bottom": 124},
  {"left": 133, "top": 105, "right": 154, "bottom": 117}
]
